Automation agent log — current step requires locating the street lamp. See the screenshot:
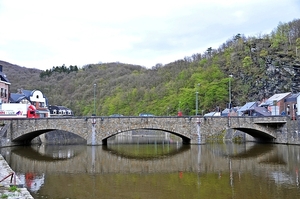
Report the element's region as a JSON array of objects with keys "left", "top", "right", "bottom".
[
  {"left": 195, "top": 83, "right": 200, "bottom": 115},
  {"left": 228, "top": 75, "right": 233, "bottom": 110},
  {"left": 93, "top": 84, "right": 96, "bottom": 116}
]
